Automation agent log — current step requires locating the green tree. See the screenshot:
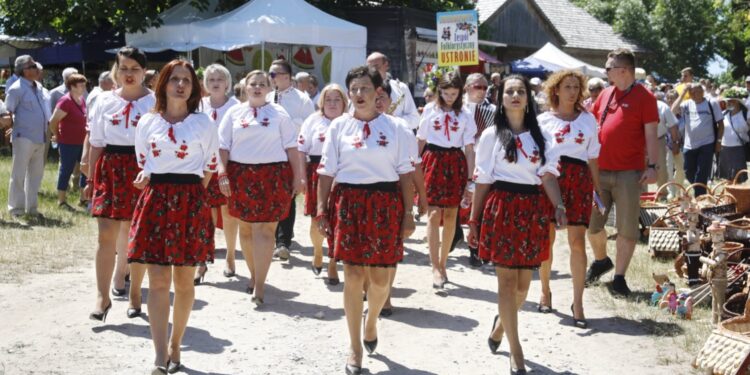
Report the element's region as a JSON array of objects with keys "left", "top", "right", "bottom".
[
  {"left": 0, "top": 0, "right": 474, "bottom": 42},
  {"left": 715, "top": 0, "right": 750, "bottom": 80}
]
